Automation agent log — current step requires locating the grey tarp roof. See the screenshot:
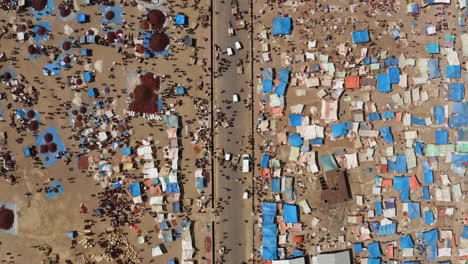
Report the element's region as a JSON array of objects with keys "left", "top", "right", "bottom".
[
  {"left": 315, "top": 250, "right": 351, "bottom": 264},
  {"left": 262, "top": 68, "right": 273, "bottom": 80}
]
